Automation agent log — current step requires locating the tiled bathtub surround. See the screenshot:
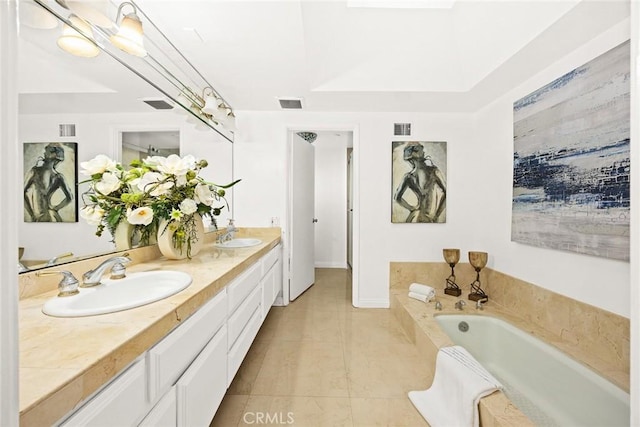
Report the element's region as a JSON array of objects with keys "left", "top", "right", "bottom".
[{"left": 389, "top": 261, "right": 630, "bottom": 392}]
